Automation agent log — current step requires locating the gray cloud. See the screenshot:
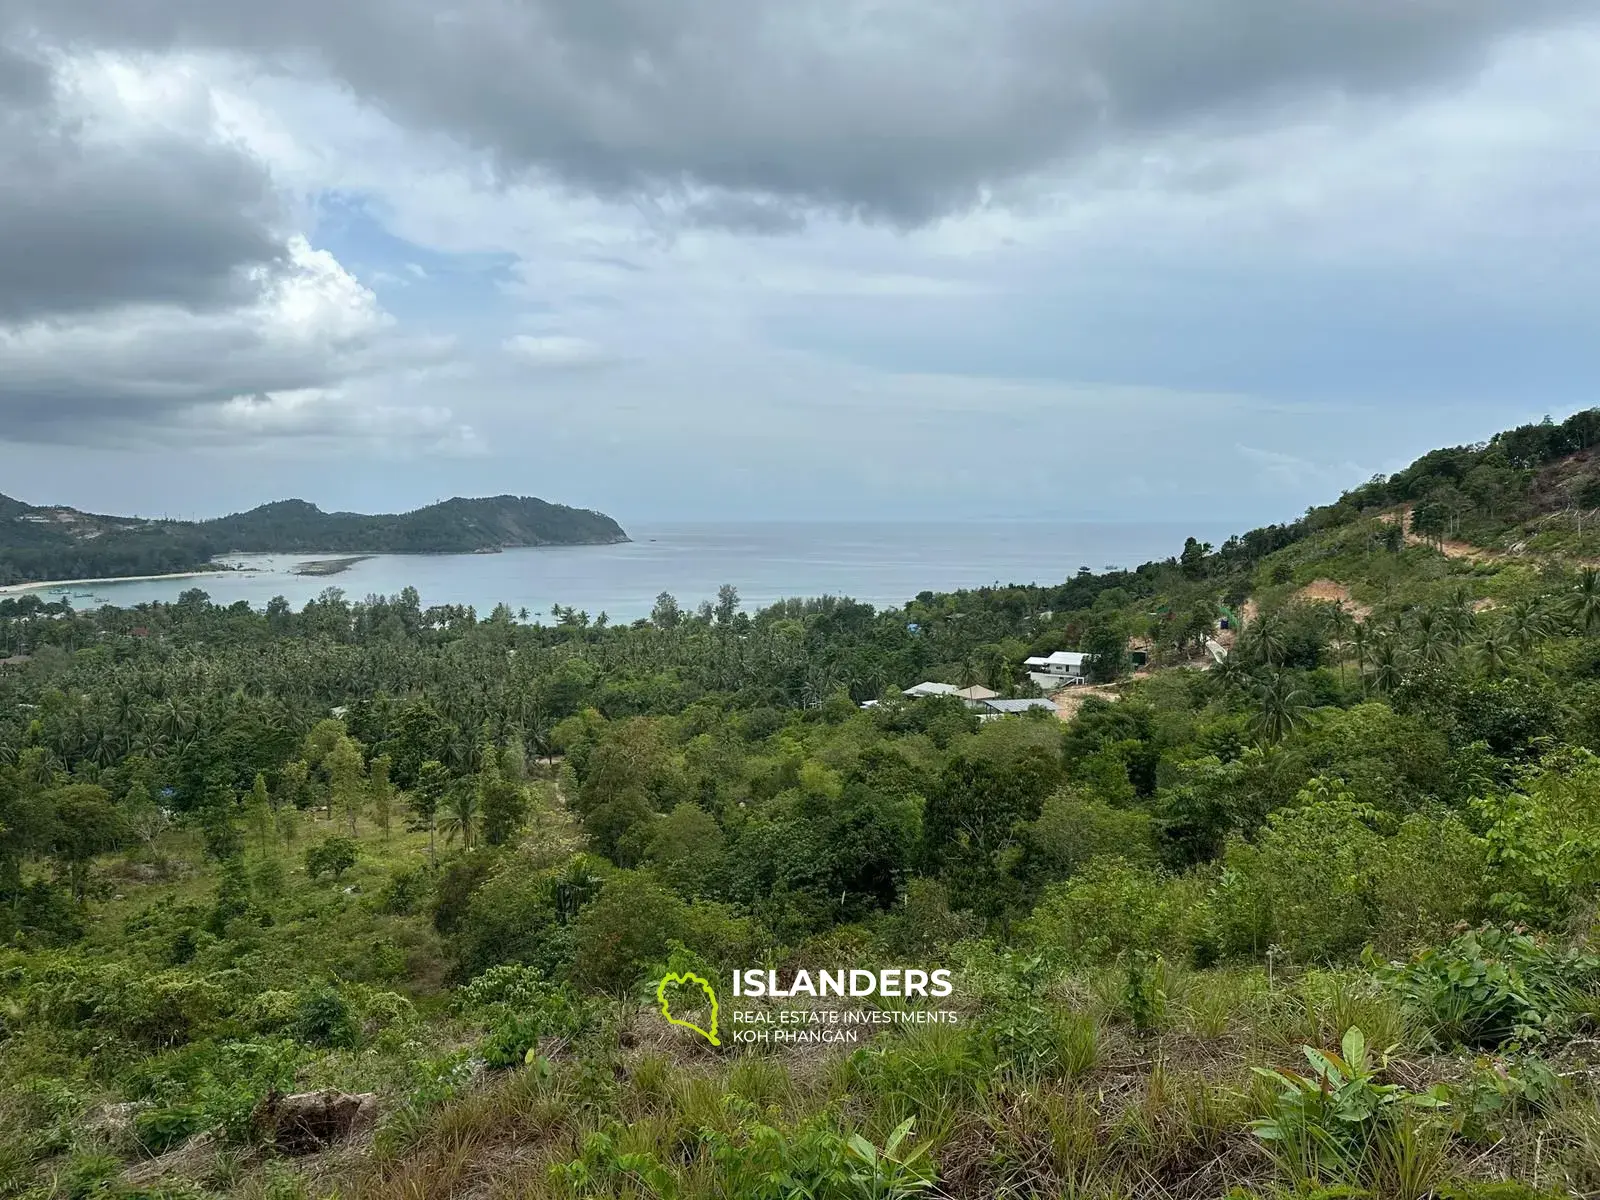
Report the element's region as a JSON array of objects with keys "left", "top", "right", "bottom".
[
  {"left": 0, "top": 43, "right": 287, "bottom": 321},
  {"left": 5, "top": 0, "right": 1589, "bottom": 227}
]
